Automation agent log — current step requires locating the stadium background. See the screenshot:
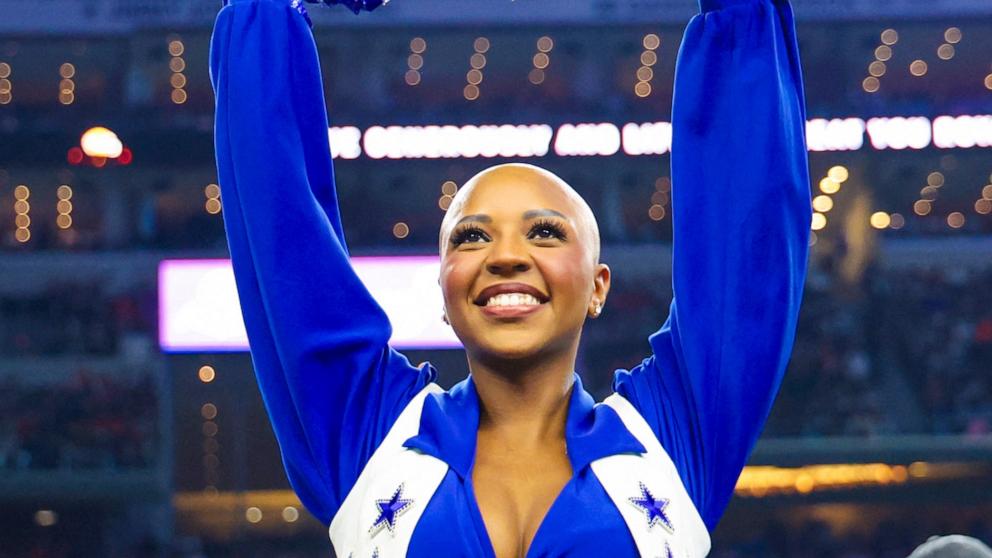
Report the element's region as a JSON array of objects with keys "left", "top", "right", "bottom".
[{"left": 1, "top": 0, "right": 991, "bottom": 556}]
